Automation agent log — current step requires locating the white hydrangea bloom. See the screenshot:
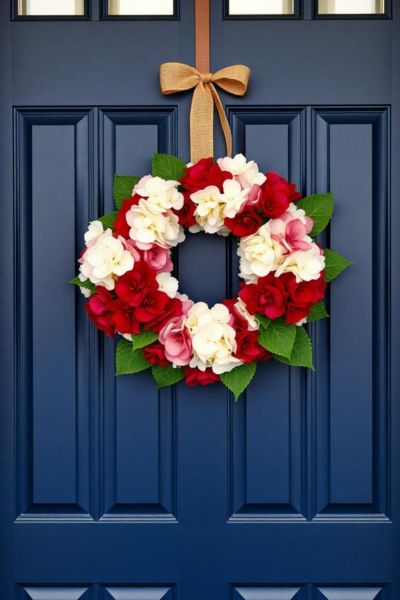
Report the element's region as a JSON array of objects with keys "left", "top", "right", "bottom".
[
  {"left": 79, "top": 229, "right": 134, "bottom": 290},
  {"left": 238, "top": 223, "right": 283, "bottom": 280},
  {"left": 220, "top": 179, "right": 249, "bottom": 219},
  {"left": 156, "top": 272, "right": 179, "bottom": 298},
  {"left": 133, "top": 175, "right": 184, "bottom": 213},
  {"left": 188, "top": 303, "right": 242, "bottom": 374},
  {"left": 126, "top": 198, "right": 185, "bottom": 249},
  {"left": 185, "top": 302, "right": 210, "bottom": 334},
  {"left": 84, "top": 220, "right": 104, "bottom": 247},
  {"left": 217, "top": 153, "right": 266, "bottom": 188},
  {"left": 275, "top": 244, "right": 325, "bottom": 282},
  {"left": 190, "top": 185, "right": 226, "bottom": 234}
]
